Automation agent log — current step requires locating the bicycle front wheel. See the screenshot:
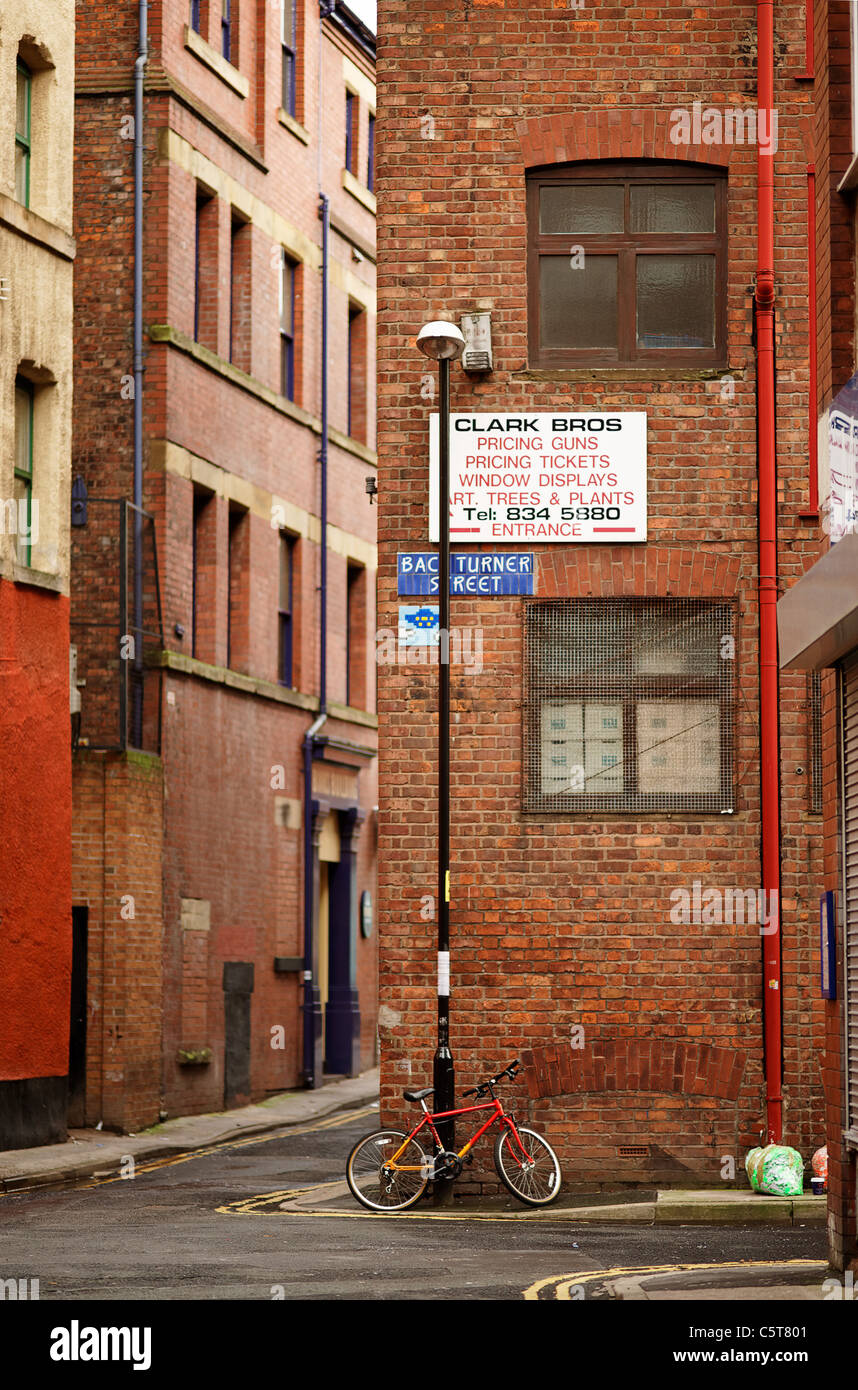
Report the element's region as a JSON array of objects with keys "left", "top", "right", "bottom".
[
  {"left": 346, "top": 1130, "right": 429, "bottom": 1212},
  {"left": 494, "top": 1125, "right": 562, "bottom": 1206}
]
